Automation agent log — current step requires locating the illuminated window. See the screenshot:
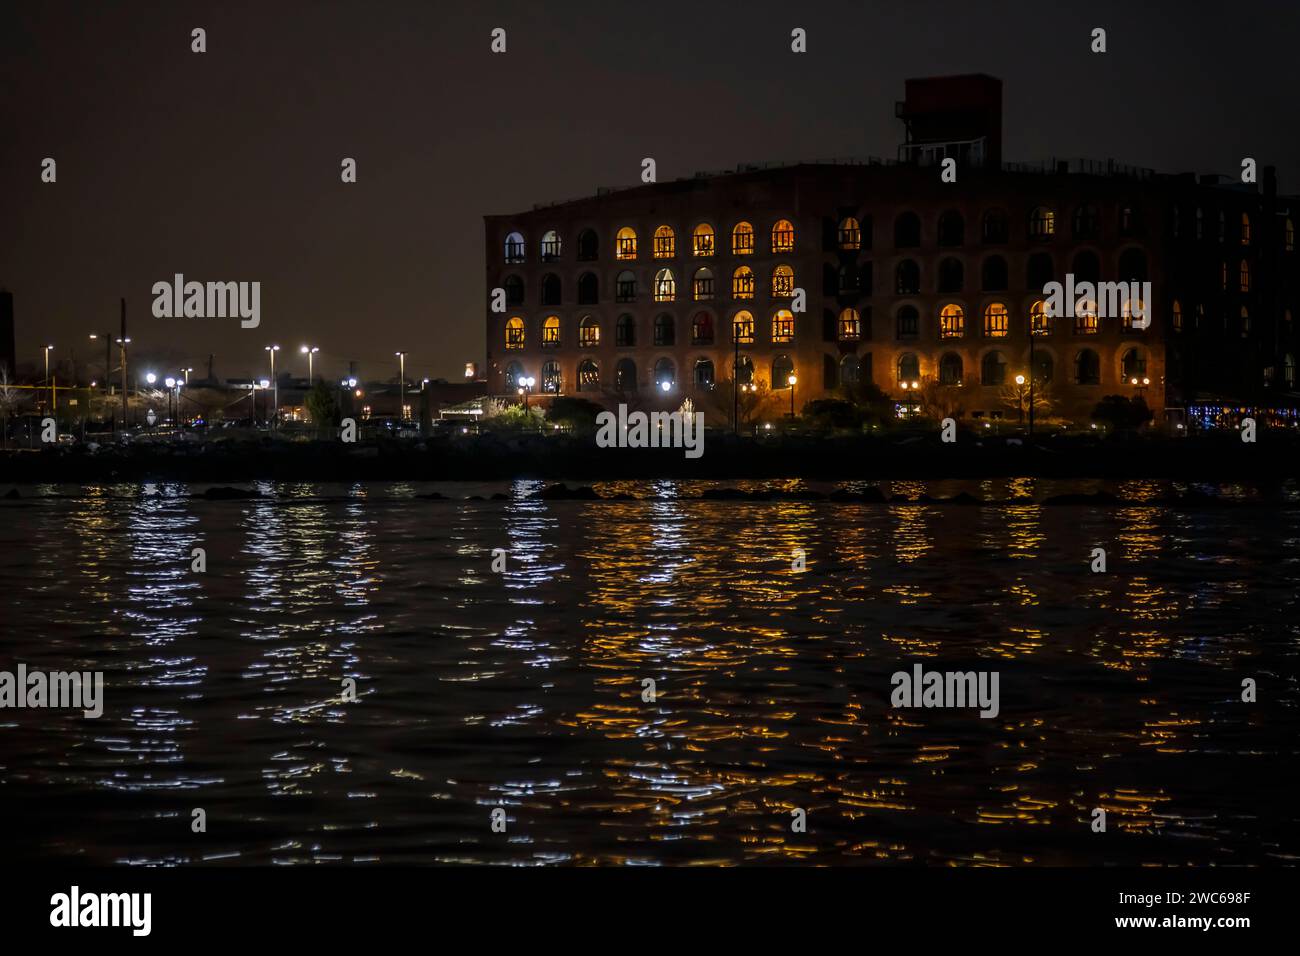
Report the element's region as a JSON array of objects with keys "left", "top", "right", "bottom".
[
  {"left": 692, "top": 267, "right": 714, "bottom": 300},
  {"left": 733, "top": 311, "right": 754, "bottom": 344},
  {"left": 897, "top": 352, "right": 920, "bottom": 385},
  {"left": 838, "top": 308, "right": 861, "bottom": 341},
  {"left": 616, "top": 358, "right": 637, "bottom": 391},
  {"left": 771, "top": 264, "right": 795, "bottom": 298},
  {"left": 980, "top": 351, "right": 1007, "bottom": 386},
  {"left": 541, "top": 360, "right": 561, "bottom": 393},
  {"left": 616, "top": 314, "right": 636, "bottom": 347},
  {"left": 1029, "top": 206, "right": 1056, "bottom": 239},
  {"left": 1287, "top": 218, "right": 1296, "bottom": 252},
  {"left": 1240, "top": 260, "right": 1251, "bottom": 292},
  {"left": 939, "top": 304, "right": 964, "bottom": 339},
  {"left": 504, "top": 275, "right": 524, "bottom": 306},
  {"left": 578, "top": 359, "right": 599, "bottom": 391},
  {"left": 692, "top": 223, "right": 715, "bottom": 257},
  {"left": 983, "top": 302, "right": 1009, "bottom": 337},
  {"left": 1121, "top": 347, "right": 1147, "bottom": 379},
  {"left": 654, "top": 314, "right": 675, "bottom": 346},
  {"left": 771, "top": 309, "right": 795, "bottom": 343},
  {"left": 577, "top": 229, "right": 598, "bottom": 261},
  {"left": 732, "top": 266, "right": 755, "bottom": 299},
  {"left": 616, "top": 226, "right": 638, "bottom": 260},
  {"left": 579, "top": 315, "right": 600, "bottom": 347},
  {"left": 1172, "top": 300, "right": 1183, "bottom": 332},
  {"left": 504, "top": 231, "right": 525, "bottom": 263},
  {"left": 504, "top": 361, "right": 524, "bottom": 389},
  {"left": 896, "top": 305, "right": 919, "bottom": 338},
  {"left": 1240, "top": 306, "right": 1251, "bottom": 336},
  {"left": 542, "top": 315, "right": 561, "bottom": 347},
  {"left": 1073, "top": 300, "right": 1098, "bottom": 334},
  {"left": 653, "top": 225, "right": 676, "bottom": 258},
  {"left": 938, "top": 210, "right": 964, "bottom": 246},
  {"left": 1030, "top": 299, "right": 1051, "bottom": 336},
  {"left": 1121, "top": 296, "right": 1146, "bottom": 331},
  {"left": 771, "top": 219, "right": 795, "bottom": 252},
  {"left": 694, "top": 358, "right": 715, "bottom": 388},
  {"left": 505, "top": 316, "right": 525, "bottom": 349},
  {"left": 616, "top": 270, "right": 636, "bottom": 302},
  {"left": 895, "top": 259, "right": 920, "bottom": 295},
  {"left": 653, "top": 268, "right": 676, "bottom": 302},
  {"left": 838, "top": 217, "right": 861, "bottom": 250},
  {"left": 1241, "top": 213, "right": 1251, "bottom": 245},
  {"left": 982, "top": 209, "right": 1009, "bottom": 243},
  {"left": 1072, "top": 204, "right": 1098, "bottom": 239},
  {"left": 939, "top": 352, "right": 963, "bottom": 385},
  {"left": 541, "top": 229, "right": 562, "bottom": 261},
  {"left": 692, "top": 312, "right": 714, "bottom": 345},
  {"left": 732, "top": 221, "right": 755, "bottom": 255}
]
